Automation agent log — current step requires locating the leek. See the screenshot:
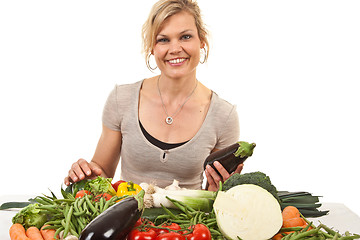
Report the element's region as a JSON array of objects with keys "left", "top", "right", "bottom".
[{"left": 140, "top": 180, "right": 216, "bottom": 212}]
